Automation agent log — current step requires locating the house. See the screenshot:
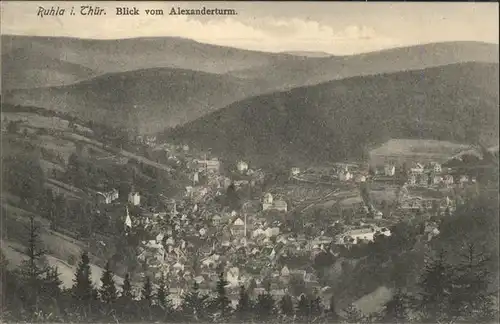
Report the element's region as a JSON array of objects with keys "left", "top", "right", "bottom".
[
  {"left": 281, "top": 266, "right": 290, "bottom": 277},
  {"left": 408, "top": 174, "right": 417, "bottom": 185},
  {"left": 355, "top": 174, "right": 367, "bottom": 183},
  {"left": 273, "top": 200, "right": 288, "bottom": 212},
  {"left": 227, "top": 267, "right": 240, "bottom": 286},
  {"left": 231, "top": 218, "right": 245, "bottom": 237},
  {"left": 212, "top": 215, "right": 222, "bottom": 226},
  {"left": 410, "top": 163, "right": 425, "bottom": 174},
  {"left": 442, "top": 174, "right": 454, "bottom": 186},
  {"left": 384, "top": 164, "right": 396, "bottom": 177},
  {"left": 290, "top": 167, "right": 301, "bottom": 176},
  {"left": 193, "top": 172, "right": 199, "bottom": 185},
  {"left": 339, "top": 226, "right": 391, "bottom": 245},
  {"left": 262, "top": 193, "right": 274, "bottom": 211},
  {"left": 237, "top": 161, "right": 249, "bottom": 173},
  {"left": 195, "top": 158, "right": 220, "bottom": 173},
  {"left": 428, "top": 162, "right": 442, "bottom": 173},
  {"left": 96, "top": 189, "right": 119, "bottom": 204},
  {"left": 145, "top": 135, "right": 157, "bottom": 147},
  {"left": 338, "top": 170, "right": 353, "bottom": 181},
  {"left": 128, "top": 191, "right": 141, "bottom": 206},
  {"left": 264, "top": 227, "right": 280, "bottom": 238}
]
